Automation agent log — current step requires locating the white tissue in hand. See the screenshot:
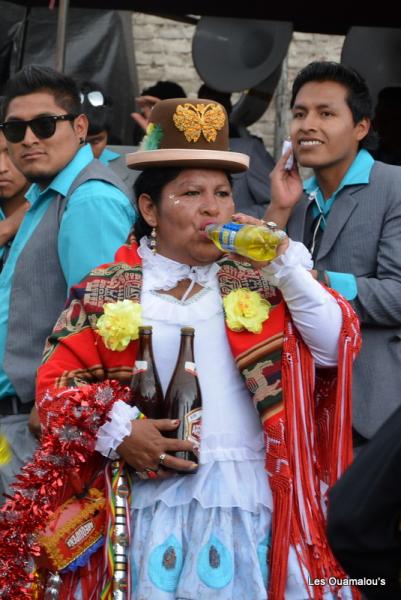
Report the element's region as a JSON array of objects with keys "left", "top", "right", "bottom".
[{"left": 282, "top": 139, "right": 294, "bottom": 170}]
